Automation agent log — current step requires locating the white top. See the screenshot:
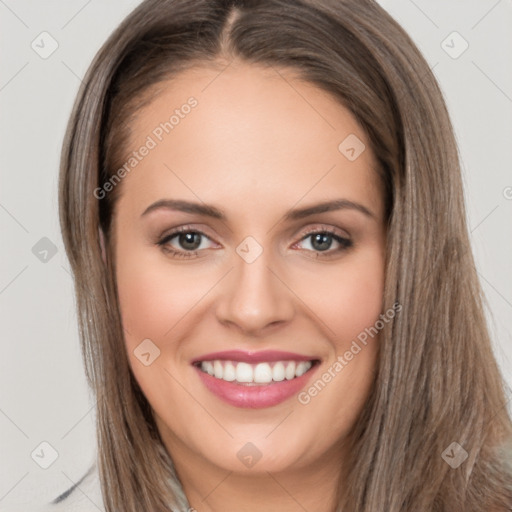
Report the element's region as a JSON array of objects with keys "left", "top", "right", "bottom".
[
  {"left": 36, "top": 458, "right": 192, "bottom": 512},
  {"left": 38, "top": 463, "right": 105, "bottom": 512}
]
